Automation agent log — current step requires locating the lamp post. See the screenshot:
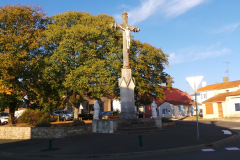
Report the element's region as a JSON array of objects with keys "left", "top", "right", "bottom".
[{"left": 186, "top": 76, "right": 203, "bottom": 138}]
